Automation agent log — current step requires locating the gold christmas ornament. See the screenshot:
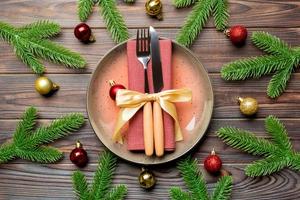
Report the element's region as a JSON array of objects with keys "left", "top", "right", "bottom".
[
  {"left": 238, "top": 97, "right": 259, "bottom": 116},
  {"left": 138, "top": 168, "right": 156, "bottom": 189},
  {"left": 145, "top": 0, "right": 163, "bottom": 20},
  {"left": 35, "top": 76, "right": 59, "bottom": 95}
]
